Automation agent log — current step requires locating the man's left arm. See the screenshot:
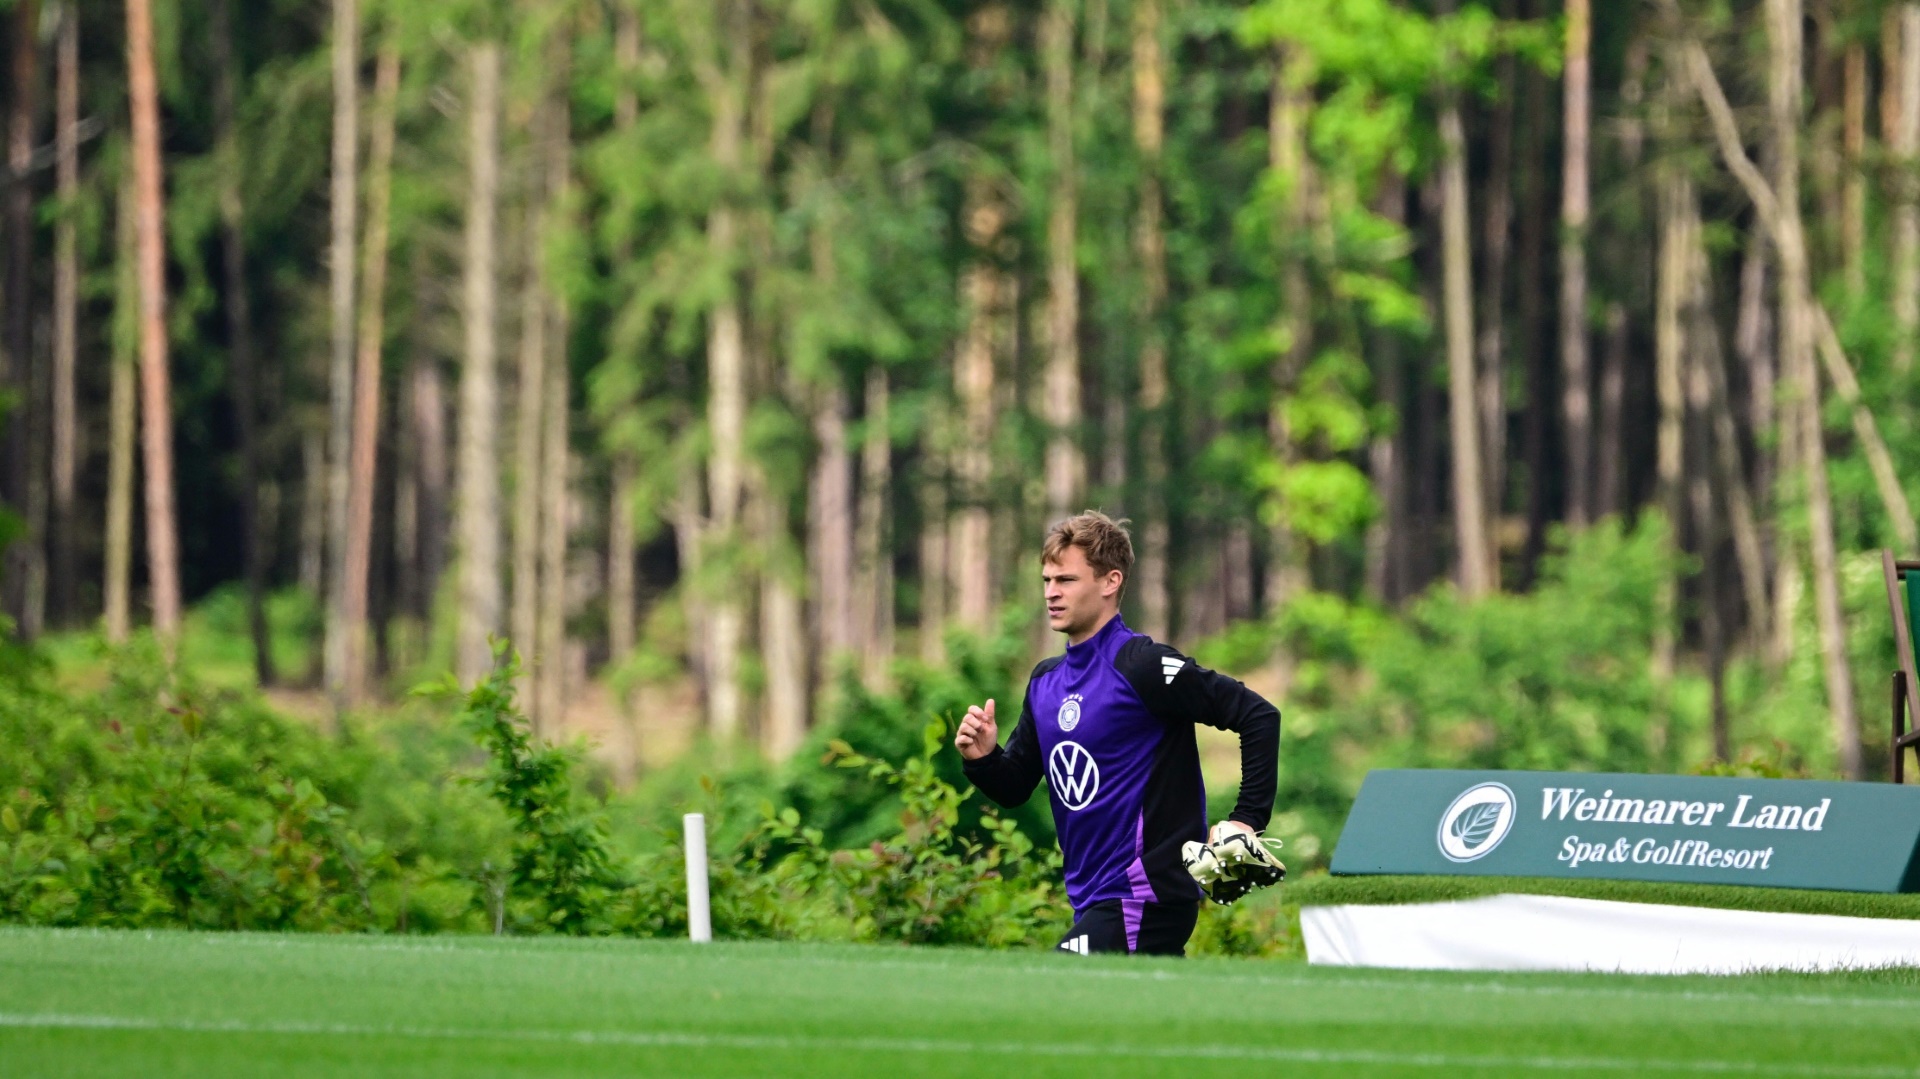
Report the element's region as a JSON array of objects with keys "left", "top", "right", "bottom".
[{"left": 1117, "top": 638, "right": 1281, "bottom": 832}]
